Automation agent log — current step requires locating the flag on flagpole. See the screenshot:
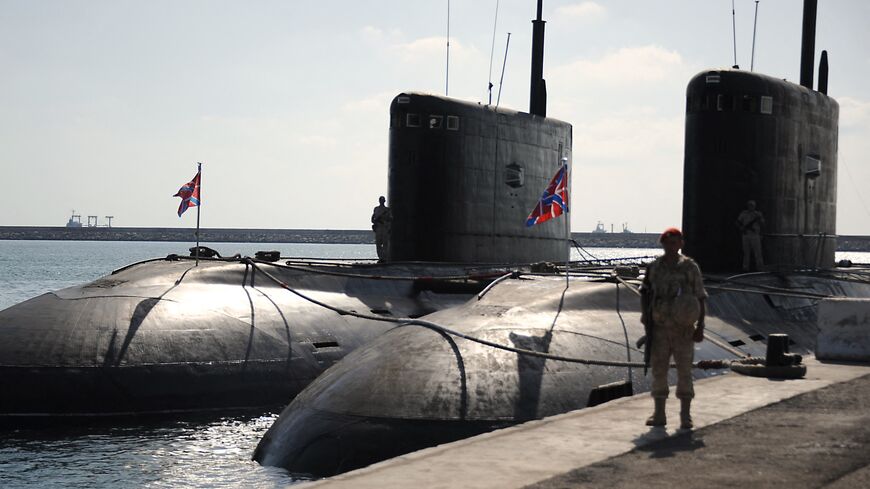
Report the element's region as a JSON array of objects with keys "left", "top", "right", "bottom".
[
  {"left": 525, "top": 162, "right": 569, "bottom": 227},
  {"left": 173, "top": 171, "right": 201, "bottom": 217}
]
